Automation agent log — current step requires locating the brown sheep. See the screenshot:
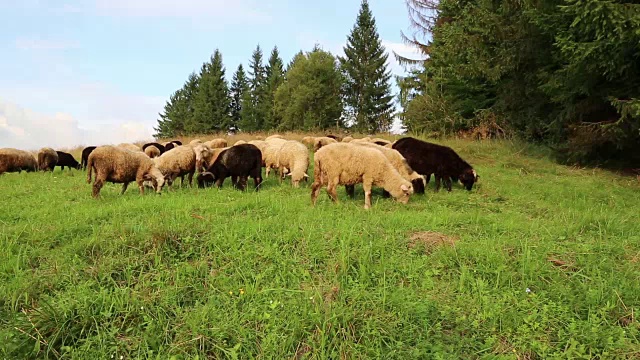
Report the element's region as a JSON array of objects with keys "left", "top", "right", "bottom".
[
  {"left": 144, "top": 145, "right": 161, "bottom": 158},
  {"left": 37, "top": 147, "right": 58, "bottom": 172},
  {"left": 117, "top": 143, "right": 142, "bottom": 152},
  {"left": 311, "top": 143, "right": 414, "bottom": 209},
  {"left": 0, "top": 148, "right": 38, "bottom": 174},
  {"left": 86, "top": 146, "right": 165, "bottom": 198},
  {"left": 205, "top": 138, "right": 228, "bottom": 149}
]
